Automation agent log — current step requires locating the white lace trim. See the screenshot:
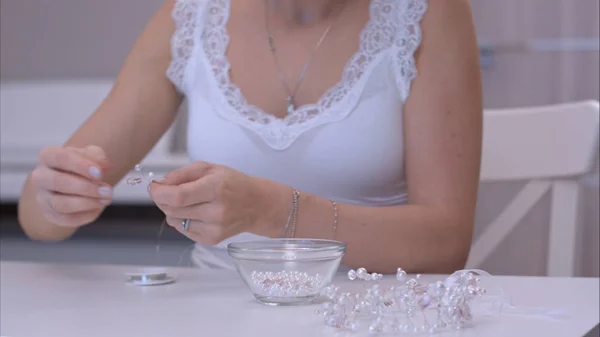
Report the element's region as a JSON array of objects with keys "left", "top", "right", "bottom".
[
  {"left": 166, "top": 0, "right": 204, "bottom": 92},
  {"left": 167, "top": 0, "right": 428, "bottom": 150},
  {"left": 394, "top": 0, "right": 428, "bottom": 102}
]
